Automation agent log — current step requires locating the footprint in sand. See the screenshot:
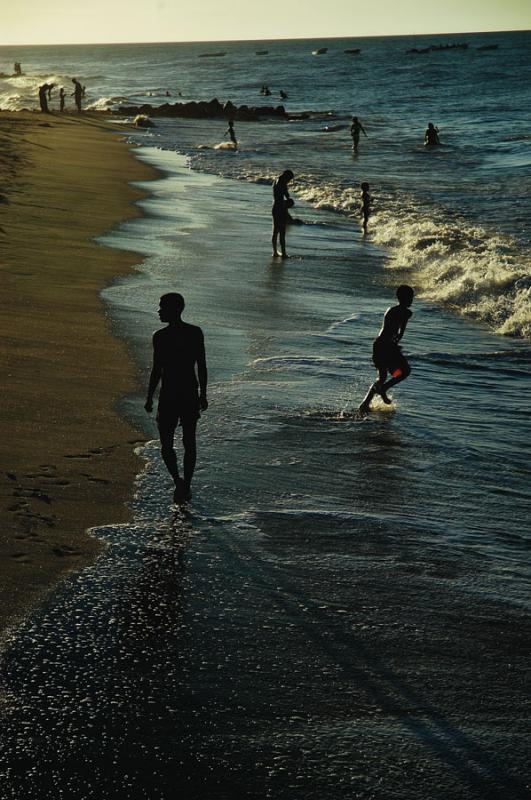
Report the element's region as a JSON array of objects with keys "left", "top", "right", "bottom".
[
  {"left": 52, "top": 544, "right": 81, "bottom": 558},
  {"left": 12, "top": 487, "right": 52, "bottom": 504},
  {"left": 65, "top": 444, "right": 116, "bottom": 460},
  {"left": 80, "top": 473, "right": 111, "bottom": 485}
]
